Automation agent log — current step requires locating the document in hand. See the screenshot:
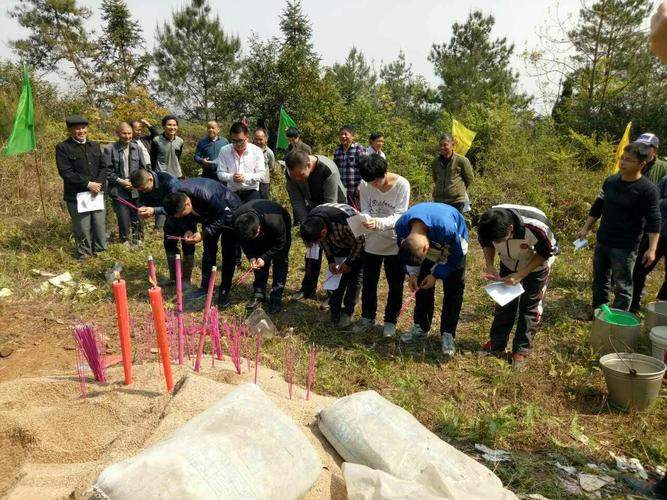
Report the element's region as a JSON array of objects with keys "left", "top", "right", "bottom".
[
  {"left": 306, "top": 243, "right": 320, "bottom": 259},
  {"left": 346, "top": 214, "right": 372, "bottom": 238},
  {"left": 323, "top": 257, "right": 347, "bottom": 291},
  {"left": 484, "top": 281, "right": 525, "bottom": 307},
  {"left": 77, "top": 191, "right": 105, "bottom": 213}
]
